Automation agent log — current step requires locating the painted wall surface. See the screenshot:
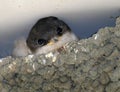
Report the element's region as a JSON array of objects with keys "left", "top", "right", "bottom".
[{"left": 0, "top": 0, "right": 120, "bottom": 57}]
